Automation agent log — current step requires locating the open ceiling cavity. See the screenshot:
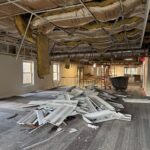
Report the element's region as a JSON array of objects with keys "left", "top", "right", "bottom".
[{"left": 0, "top": 0, "right": 149, "bottom": 62}]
